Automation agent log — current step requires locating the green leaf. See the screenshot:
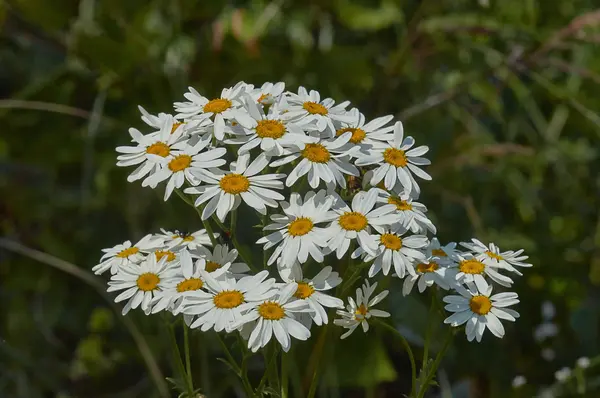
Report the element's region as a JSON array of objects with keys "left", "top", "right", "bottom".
[{"left": 335, "top": 0, "right": 402, "bottom": 31}]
